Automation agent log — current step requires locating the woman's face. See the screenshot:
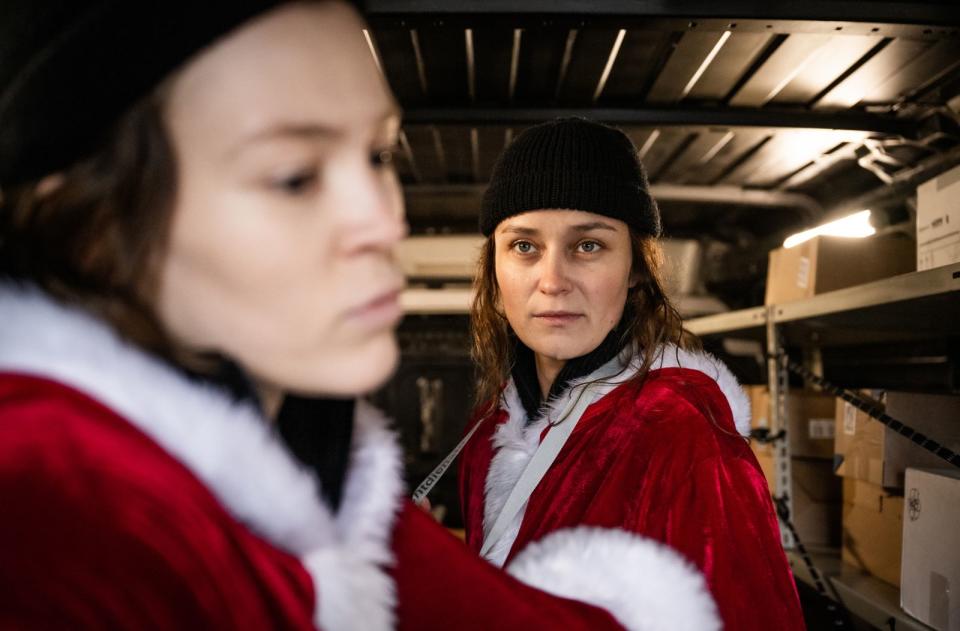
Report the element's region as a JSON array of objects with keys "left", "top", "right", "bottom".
[
  {"left": 494, "top": 210, "right": 635, "bottom": 364},
  {"left": 157, "top": 2, "right": 406, "bottom": 398}
]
